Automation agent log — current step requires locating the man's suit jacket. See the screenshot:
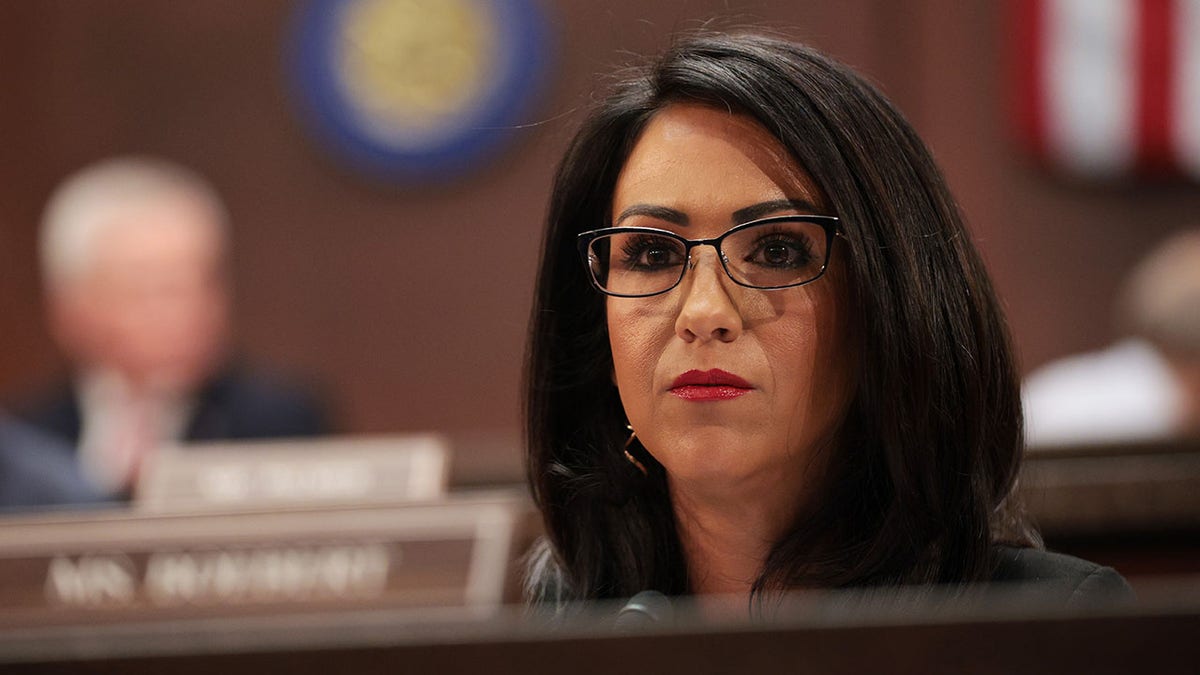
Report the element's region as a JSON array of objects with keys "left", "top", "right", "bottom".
[
  {"left": 0, "top": 413, "right": 107, "bottom": 511},
  {"left": 20, "top": 365, "right": 331, "bottom": 445}
]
